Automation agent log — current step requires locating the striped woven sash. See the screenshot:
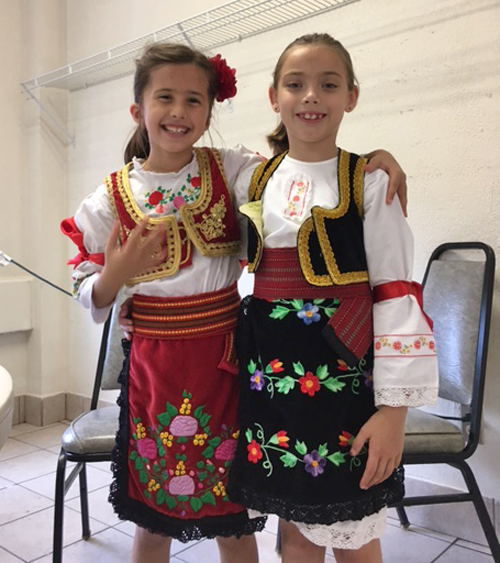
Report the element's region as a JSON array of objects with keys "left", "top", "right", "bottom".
[{"left": 132, "top": 283, "right": 240, "bottom": 339}]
